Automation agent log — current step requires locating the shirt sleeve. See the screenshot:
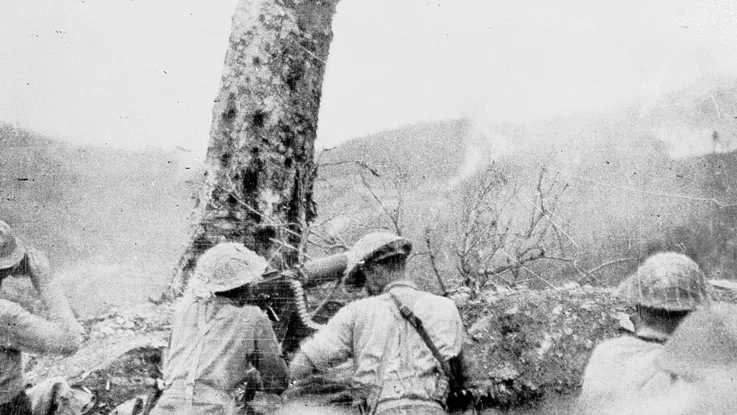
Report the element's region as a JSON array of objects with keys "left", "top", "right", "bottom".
[
  {"left": 0, "top": 298, "right": 78, "bottom": 355},
  {"left": 300, "top": 303, "right": 355, "bottom": 371},
  {"left": 252, "top": 311, "right": 289, "bottom": 394}
]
